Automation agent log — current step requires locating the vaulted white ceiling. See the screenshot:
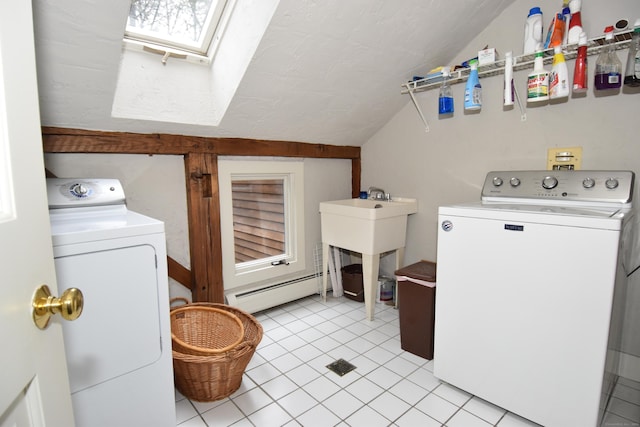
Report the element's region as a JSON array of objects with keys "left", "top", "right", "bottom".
[{"left": 32, "top": 0, "right": 514, "bottom": 146}]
